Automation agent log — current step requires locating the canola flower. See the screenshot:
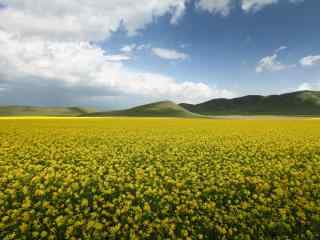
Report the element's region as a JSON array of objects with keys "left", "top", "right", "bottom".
[{"left": 0, "top": 117, "right": 320, "bottom": 239}]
